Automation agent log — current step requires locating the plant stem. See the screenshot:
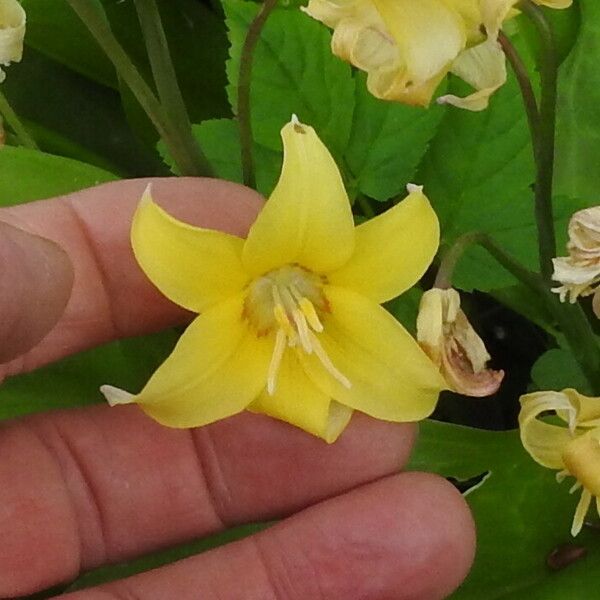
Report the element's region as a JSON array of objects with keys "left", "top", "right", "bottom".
[
  {"left": 356, "top": 193, "right": 375, "bottom": 219},
  {"left": 238, "top": 0, "right": 278, "bottom": 189},
  {"left": 498, "top": 31, "right": 540, "bottom": 164},
  {"left": 0, "top": 89, "right": 38, "bottom": 149},
  {"left": 518, "top": 0, "right": 558, "bottom": 282},
  {"left": 133, "top": 0, "right": 212, "bottom": 177},
  {"left": 65, "top": 0, "right": 211, "bottom": 177},
  {"left": 434, "top": 232, "right": 545, "bottom": 295},
  {"left": 436, "top": 232, "right": 600, "bottom": 393}
]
